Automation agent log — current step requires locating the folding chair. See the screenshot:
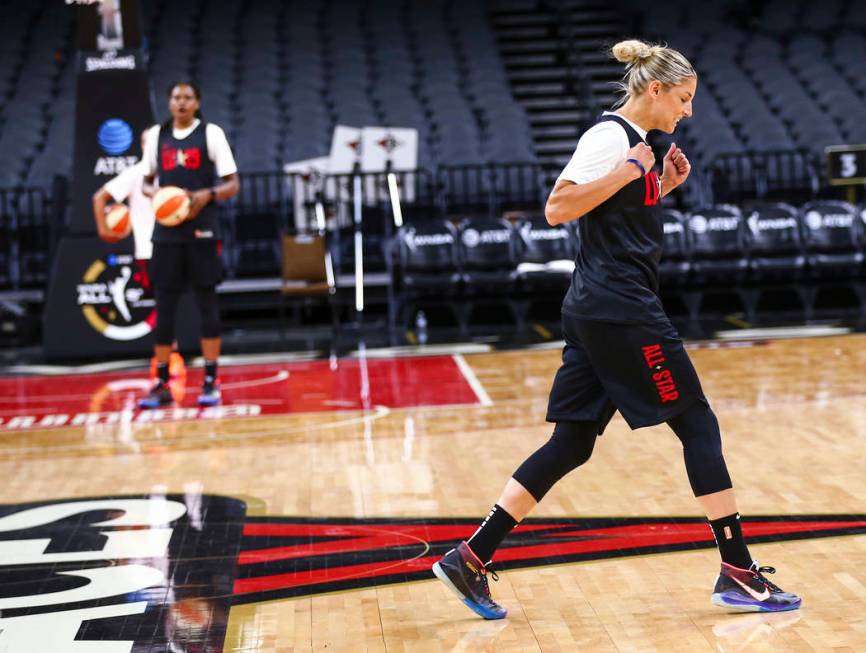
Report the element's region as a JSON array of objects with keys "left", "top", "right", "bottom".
[{"left": 279, "top": 233, "right": 339, "bottom": 346}]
